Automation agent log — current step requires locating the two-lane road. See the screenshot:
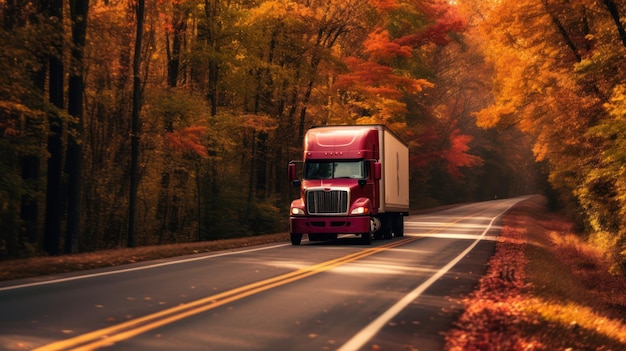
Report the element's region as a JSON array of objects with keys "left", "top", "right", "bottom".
[{"left": 0, "top": 197, "right": 526, "bottom": 351}]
